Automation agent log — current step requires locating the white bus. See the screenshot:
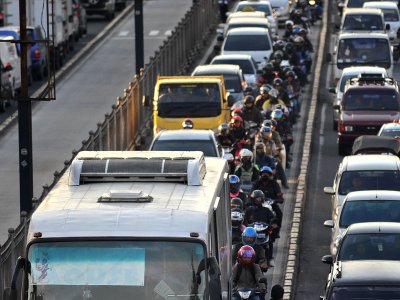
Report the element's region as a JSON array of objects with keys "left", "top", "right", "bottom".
[
  {"left": 331, "top": 32, "right": 393, "bottom": 82},
  {"left": 6, "top": 151, "right": 231, "bottom": 300}
]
